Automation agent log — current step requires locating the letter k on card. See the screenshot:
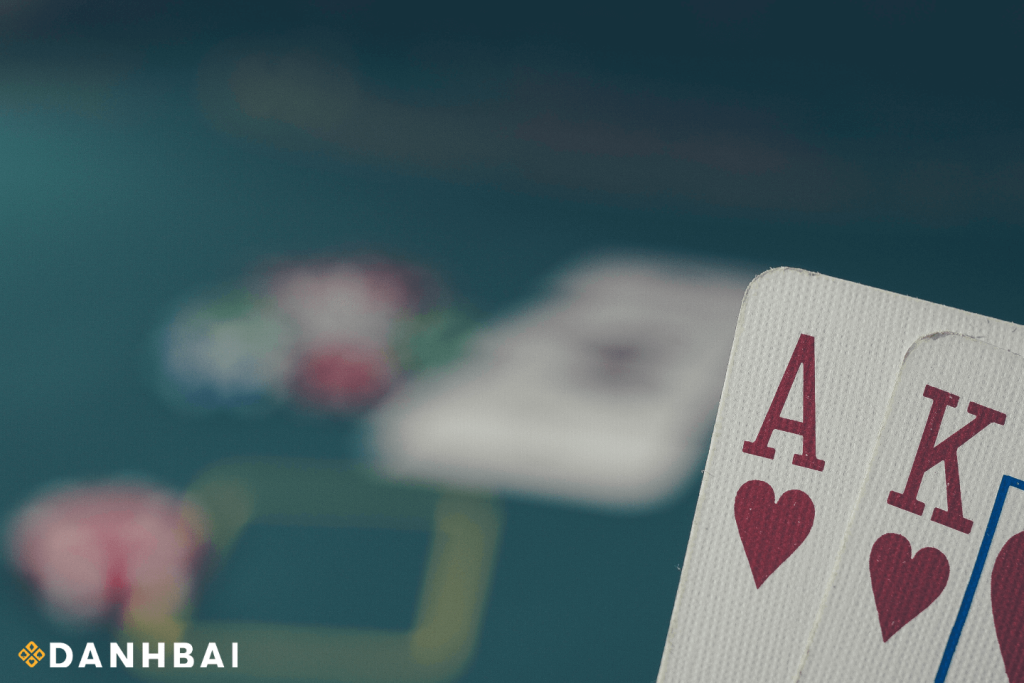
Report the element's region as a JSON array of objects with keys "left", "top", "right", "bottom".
[
  {"left": 799, "top": 334, "right": 1024, "bottom": 682},
  {"left": 659, "top": 270, "right": 1024, "bottom": 683}
]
